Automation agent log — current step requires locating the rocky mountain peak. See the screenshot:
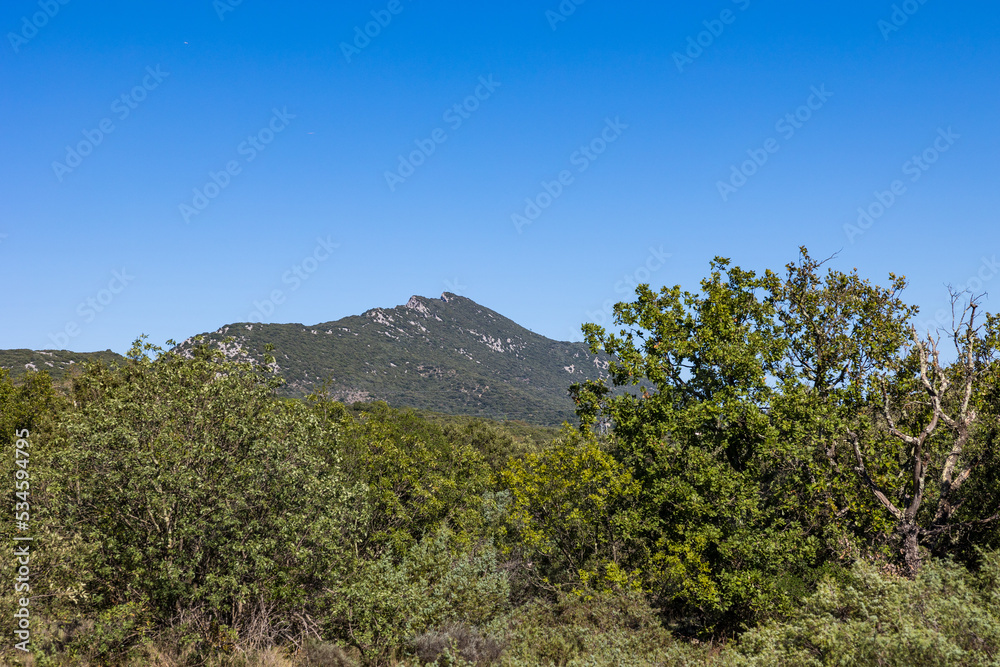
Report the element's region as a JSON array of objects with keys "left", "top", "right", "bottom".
[
  {"left": 405, "top": 295, "right": 431, "bottom": 317},
  {"left": 165, "top": 292, "right": 609, "bottom": 425}
]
